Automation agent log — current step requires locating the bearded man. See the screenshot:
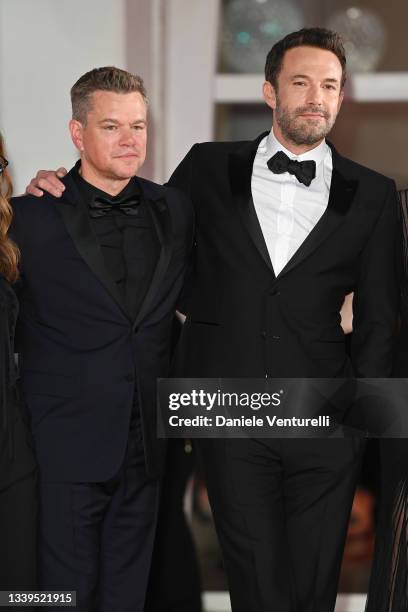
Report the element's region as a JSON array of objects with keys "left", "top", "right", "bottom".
[{"left": 167, "top": 27, "right": 400, "bottom": 612}]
